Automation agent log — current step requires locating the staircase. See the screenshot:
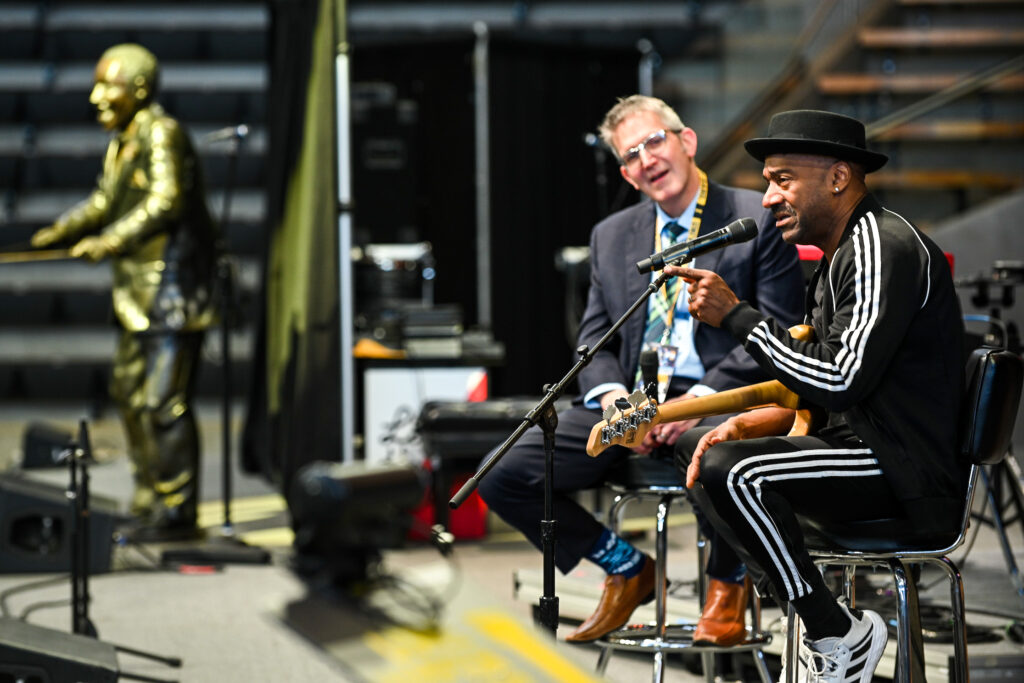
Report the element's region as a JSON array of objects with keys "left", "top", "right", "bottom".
[
  {"left": 0, "top": 2, "right": 269, "bottom": 403},
  {"left": 718, "top": 0, "right": 1024, "bottom": 230}
]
